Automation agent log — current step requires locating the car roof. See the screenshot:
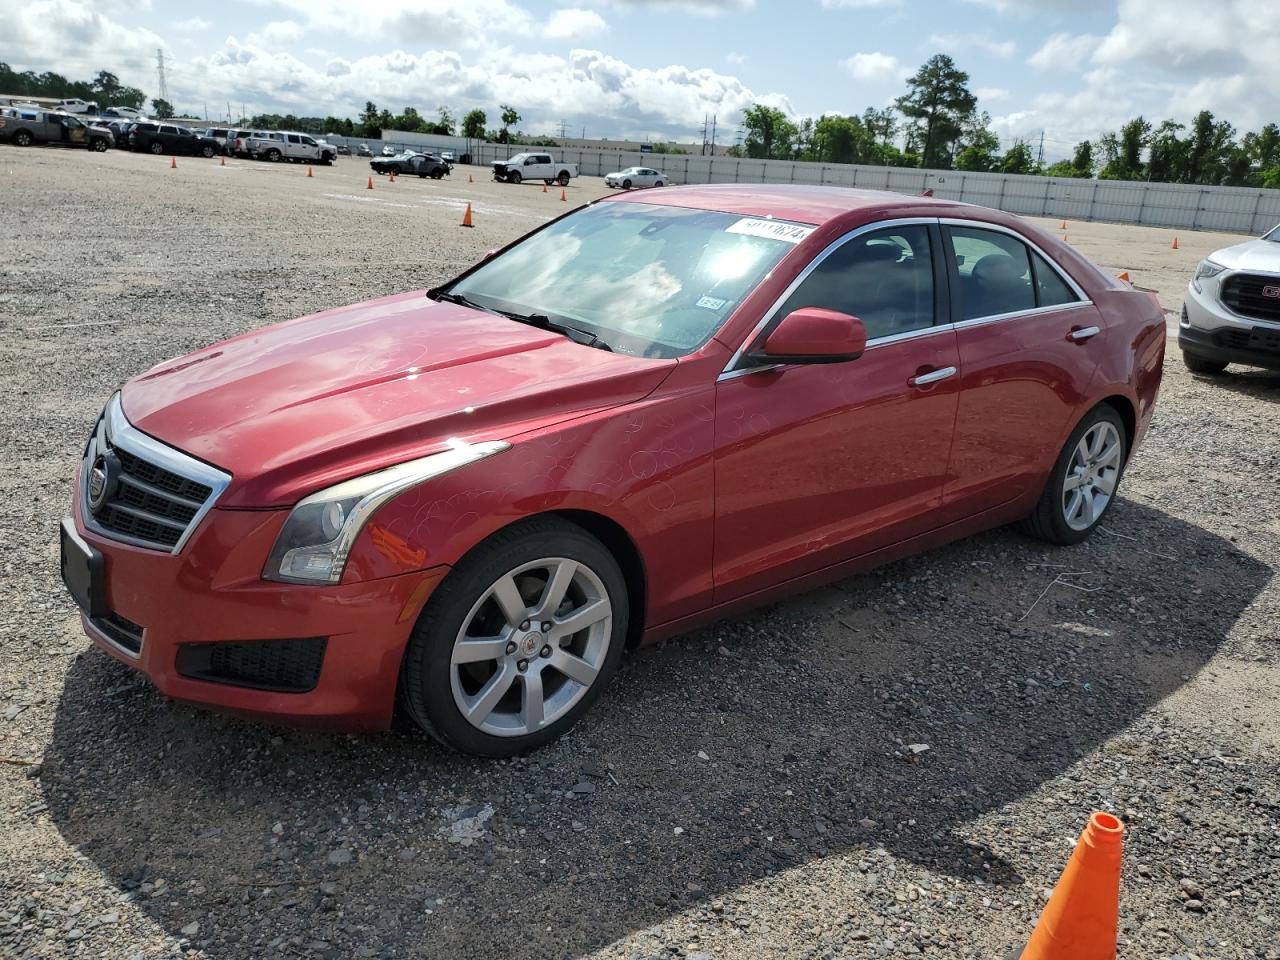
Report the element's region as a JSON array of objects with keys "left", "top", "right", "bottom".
[{"left": 605, "top": 183, "right": 993, "bottom": 228}]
